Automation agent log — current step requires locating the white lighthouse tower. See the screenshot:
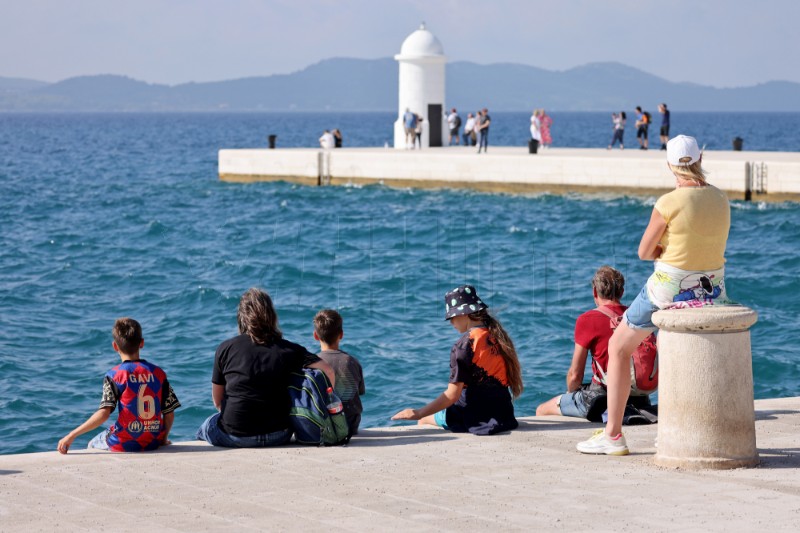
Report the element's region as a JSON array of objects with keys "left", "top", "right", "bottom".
[{"left": 393, "top": 23, "right": 447, "bottom": 149}]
